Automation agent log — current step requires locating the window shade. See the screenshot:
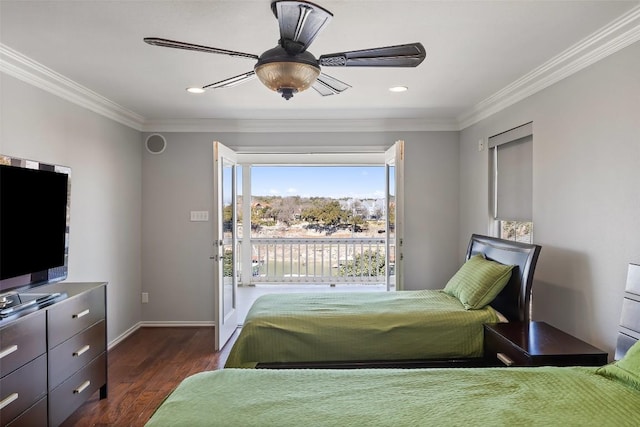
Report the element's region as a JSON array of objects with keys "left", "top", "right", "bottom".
[{"left": 489, "top": 123, "right": 533, "bottom": 221}]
